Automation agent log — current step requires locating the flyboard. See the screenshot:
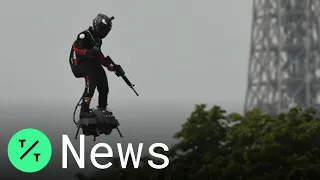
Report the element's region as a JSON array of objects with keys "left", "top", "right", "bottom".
[{"left": 72, "top": 56, "right": 139, "bottom": 141}]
